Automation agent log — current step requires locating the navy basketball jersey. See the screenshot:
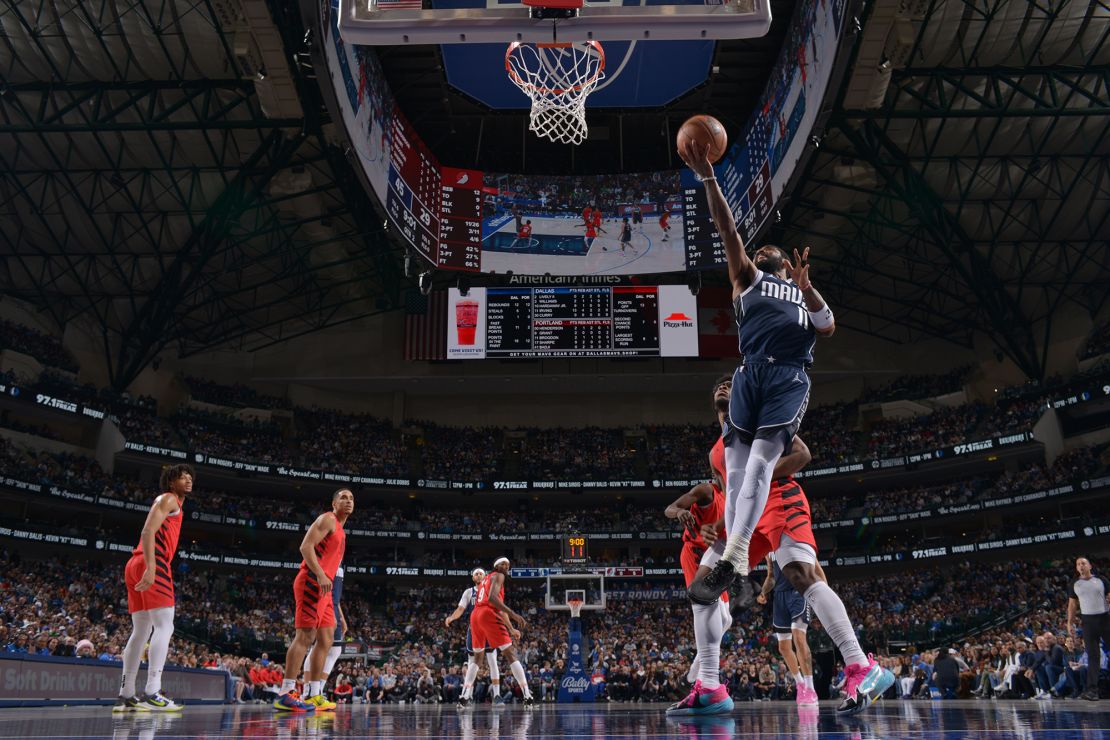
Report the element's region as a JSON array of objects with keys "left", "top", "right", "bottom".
[
  {"left": 734, "top": 270, "right": 817, "bottom": 366},
  {"left": 770, "top": 553, "right": 792, "bottom": 594},
  {"left": 458, "top": 586, "right": 478, "bottom": 616}
]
